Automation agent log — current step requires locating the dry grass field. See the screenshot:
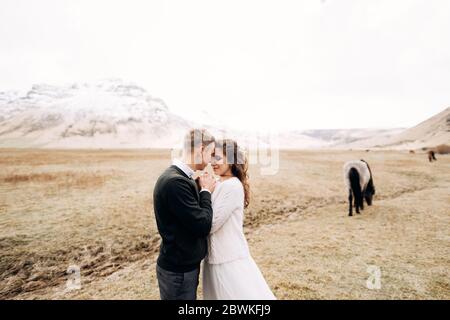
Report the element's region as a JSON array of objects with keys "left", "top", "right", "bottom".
[{"left": 0, "top": 149, "right": 449, "bottom": 300}]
